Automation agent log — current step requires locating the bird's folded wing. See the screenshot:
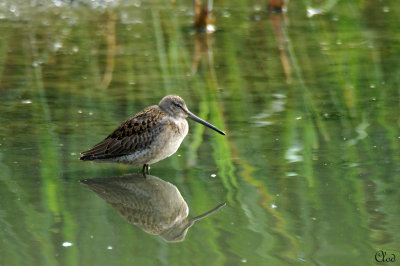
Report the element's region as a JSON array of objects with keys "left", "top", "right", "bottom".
[{"left": 80, "top": 106, "right": 166, "bottom": 160}]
